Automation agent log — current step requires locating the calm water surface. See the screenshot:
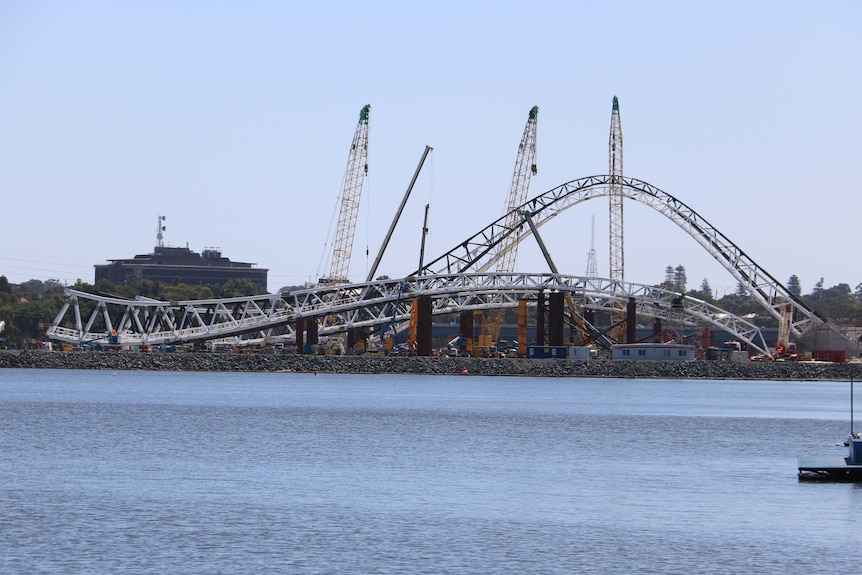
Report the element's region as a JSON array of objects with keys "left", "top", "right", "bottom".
[{"left": 2, "top": 369, "right": 861, "bottom": 574}]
